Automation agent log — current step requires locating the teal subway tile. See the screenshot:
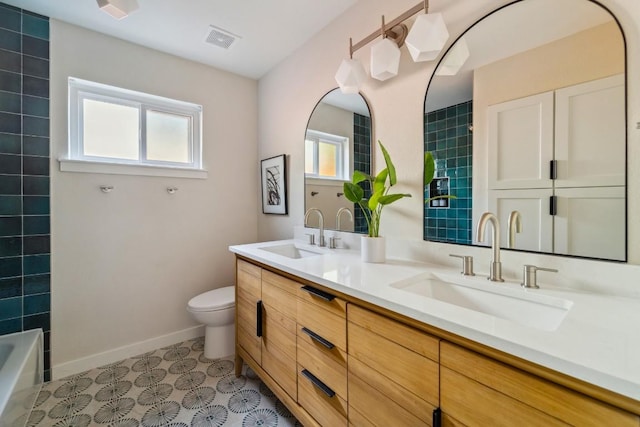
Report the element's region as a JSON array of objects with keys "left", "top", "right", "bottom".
[
  {"left": 23, "top": 155, "right": 49, "bottom": 176},
  {"left": 0, "top": 174, "right": 21, "bottom": 194},
  {"left": 0, "top": 277, "right": 21, "bottom": 299},
  {"left": 0, "top": 236, "right": 21, "bottom": 257},
  {"left": 22, "top": 76, "right": 49, "bottom": 99},
  {"left": 24, "top": 273, "right": 49, "bottom": 295},
  {"left": 24, "top": 293, "right": 49, "bottom": 315},
  {"left": 23, "top": 175, "right": 49, "bottom": 195},
  {"left": 0, "top": 317, "right": 21, "bottom": 334},
  {"left": 0, "top": 153, "right": 21, "bottom": 174},
  {"left": 0, "top": 28, "right": 21, "bottom": 53},
  {"left": 0, "top": 195, "right": 21, "bottom": 214},
  {"left": 23, "top": 116, "right": 49, "bottom": 137},
  {"left": 23, "top": 235, "right": 49, "bottom": 255},
  {"left": 23, "top": 311, "right": 49, "bottom": 331},
  {"left": 23, "top": 196, "right": 49, "bottom": 214},
  {"left": 23, "top": 55, "right": 49, "bottom": 79},
  {"left": 22, "top": 13, "right": 49, "bottom": 40},
  {"left": 0, "top": 133, "right": 21, "bottom": 154},
  {"left": 23, "top": 136, "right": 49, "bottom": 156},
  {"left": 0, "top": 257, "right": 21, "bottom": 279},
  {"left": 0, "top": 4, "right": 21, "bottom": 32},
  {"left": 0, "top": 112, "right": 21, "bottom": 135},
  {"left": 22, "top": 95, "right": 49, "bottom": 117},
  {"left": 0, "top": 90, "right": 21, "bottom": 113},
  {"left": 22, "top": 35, "right": 49, "bottom": 59},
  {"left": 23, "top": 254, "right": 50, "bottom": 275},
  {"left": 0, "top": 48, "right": 21, "bottom": 73},
  {"left": 23, "top": 216, "right": 49, "bottom": 235},
  {"left": 0, "top": 216, "right": 21, "bottom": 237}
]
